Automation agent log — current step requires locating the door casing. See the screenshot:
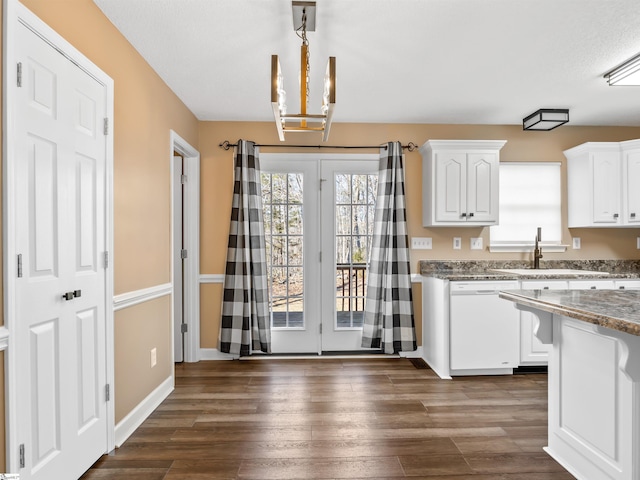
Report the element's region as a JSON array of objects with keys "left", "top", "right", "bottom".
[{"left": 170, "top": 131, "right": 200, "bottom": 363}]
